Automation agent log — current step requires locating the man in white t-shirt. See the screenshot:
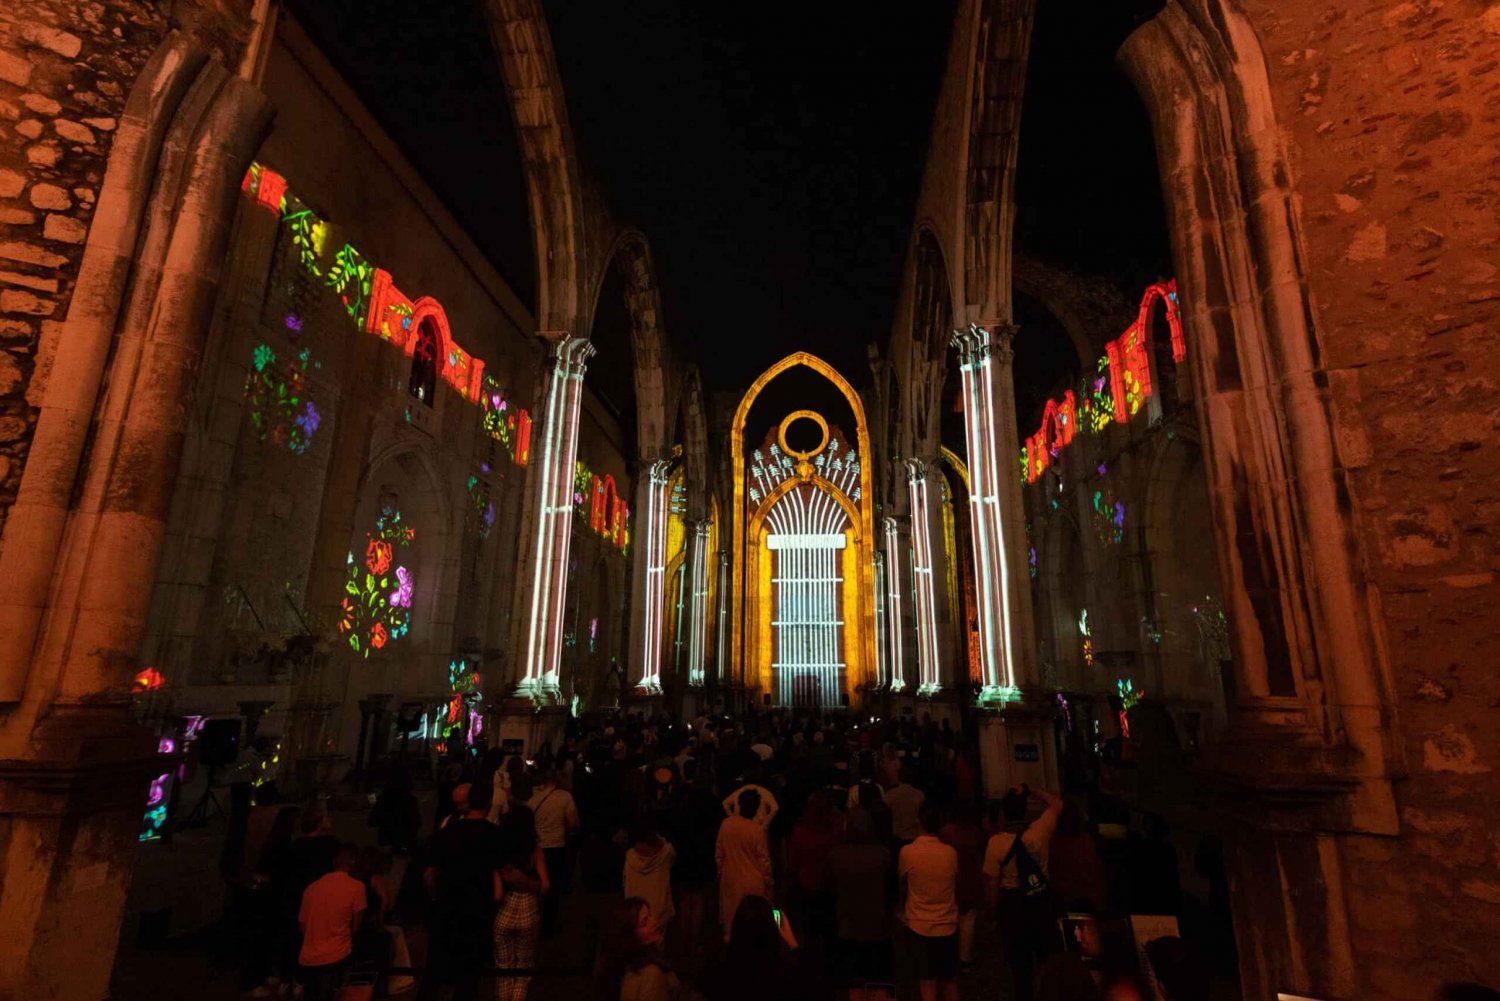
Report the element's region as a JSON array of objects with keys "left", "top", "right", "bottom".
[{"left": 528, "top": 767, "right": 579, "bottom": 938}]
